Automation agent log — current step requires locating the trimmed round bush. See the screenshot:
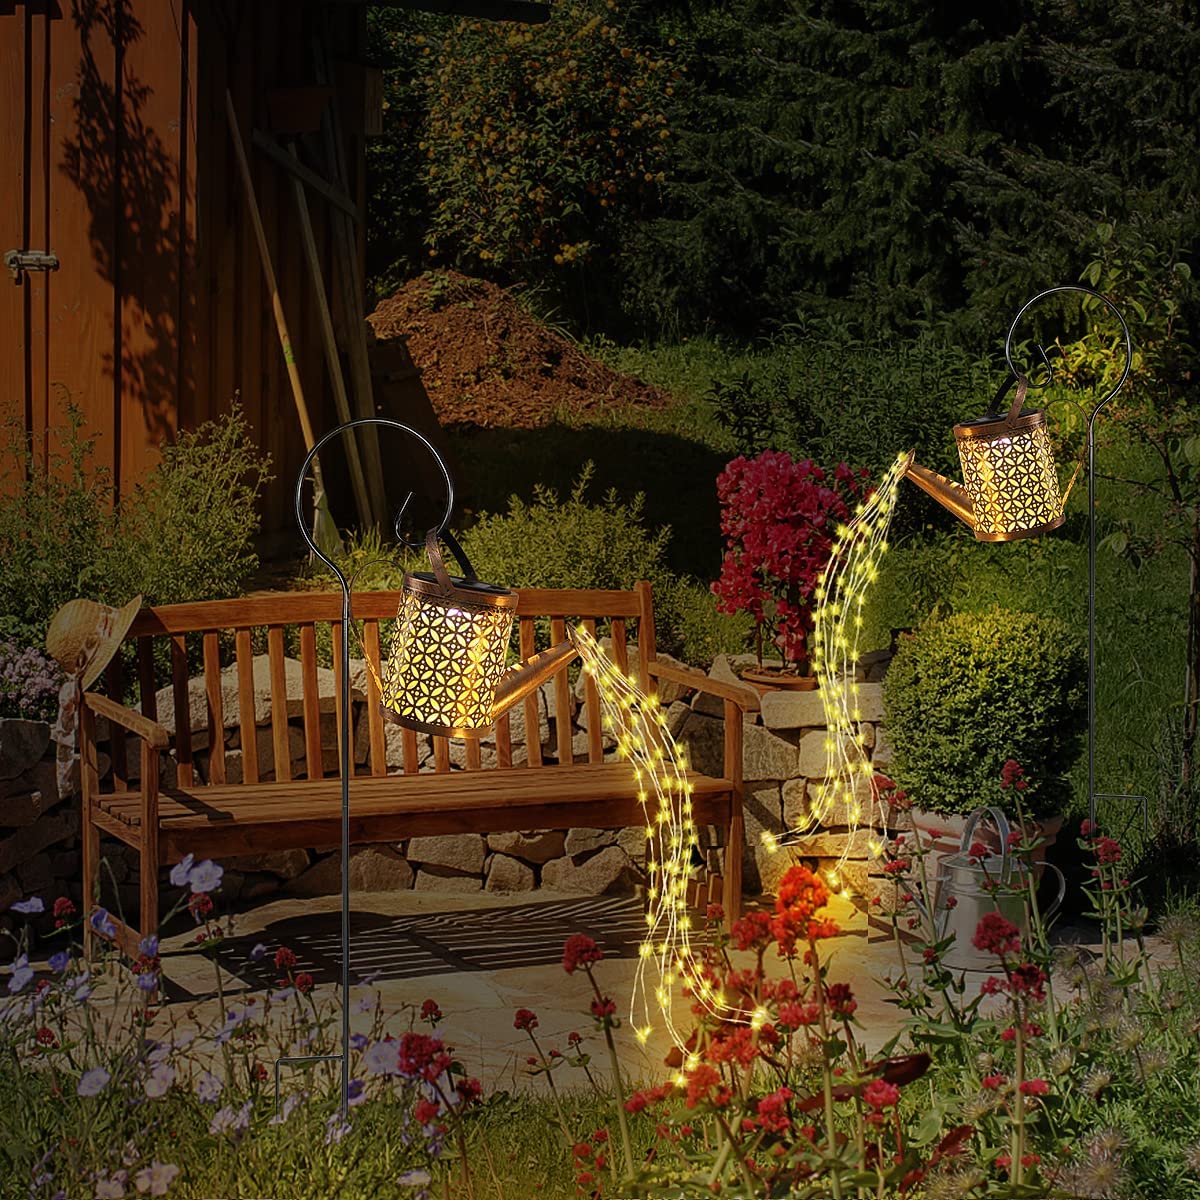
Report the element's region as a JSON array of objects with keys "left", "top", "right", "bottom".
[{"left": 883, "top": 608, "right": 1086, "bottom": 818}]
